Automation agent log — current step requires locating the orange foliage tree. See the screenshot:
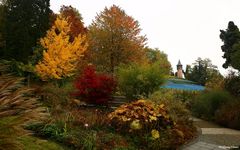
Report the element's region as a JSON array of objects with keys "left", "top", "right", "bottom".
[
  {"left": 60, "top": 5, "right": 87, "bottom": 38},
  {"left": 35, "top": 16, "right": 88, "bottom": 81},
  {"left": 88, "top": 5, "right": 147, "bottom": 73}
]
